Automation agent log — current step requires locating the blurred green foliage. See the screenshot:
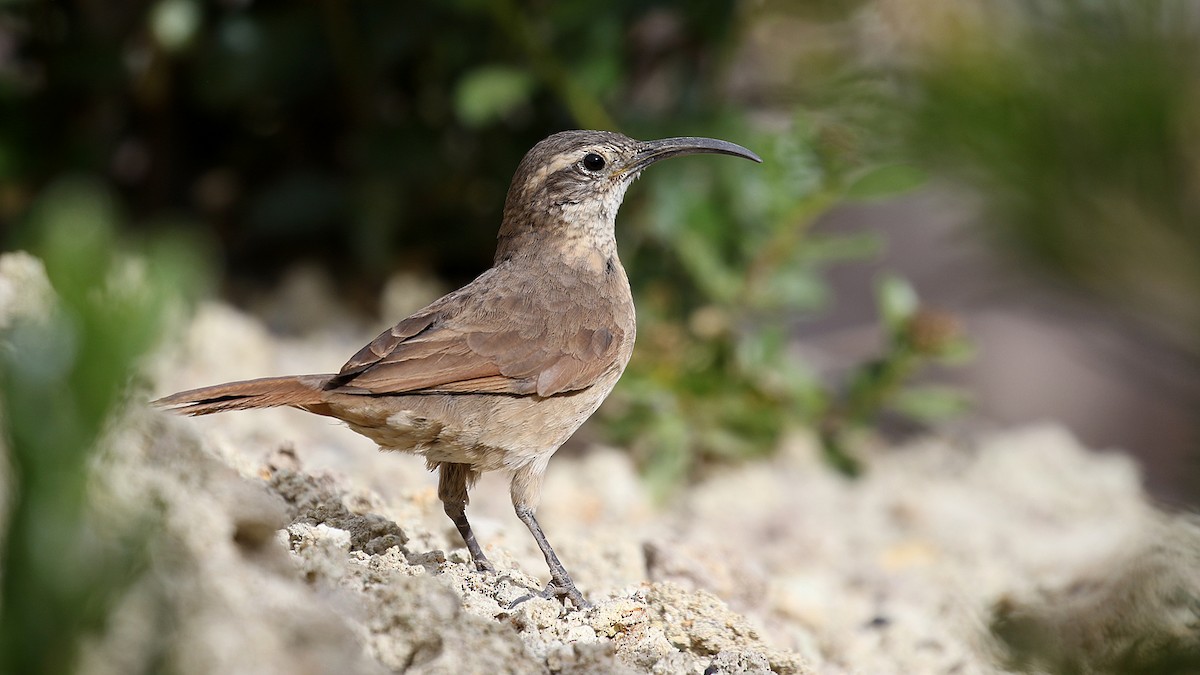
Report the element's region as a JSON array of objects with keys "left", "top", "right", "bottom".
[
  {"left": 817, "top": 276, "right": 972, "bottom": 474},
  {"left": 607, "top": 110, "right": 962, "bottom": 484},
  {"left": 888, "top": 0, "right": 1200, "bottom": 355},
  {"left": 0, "top": 0, "right": 965, "bottom": 490},
  {"left": 0, "top": 0, "right": 743, "bottom": 287},
  {"left": 0, "top": 179, "right": 206, "bottom": 673}
]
